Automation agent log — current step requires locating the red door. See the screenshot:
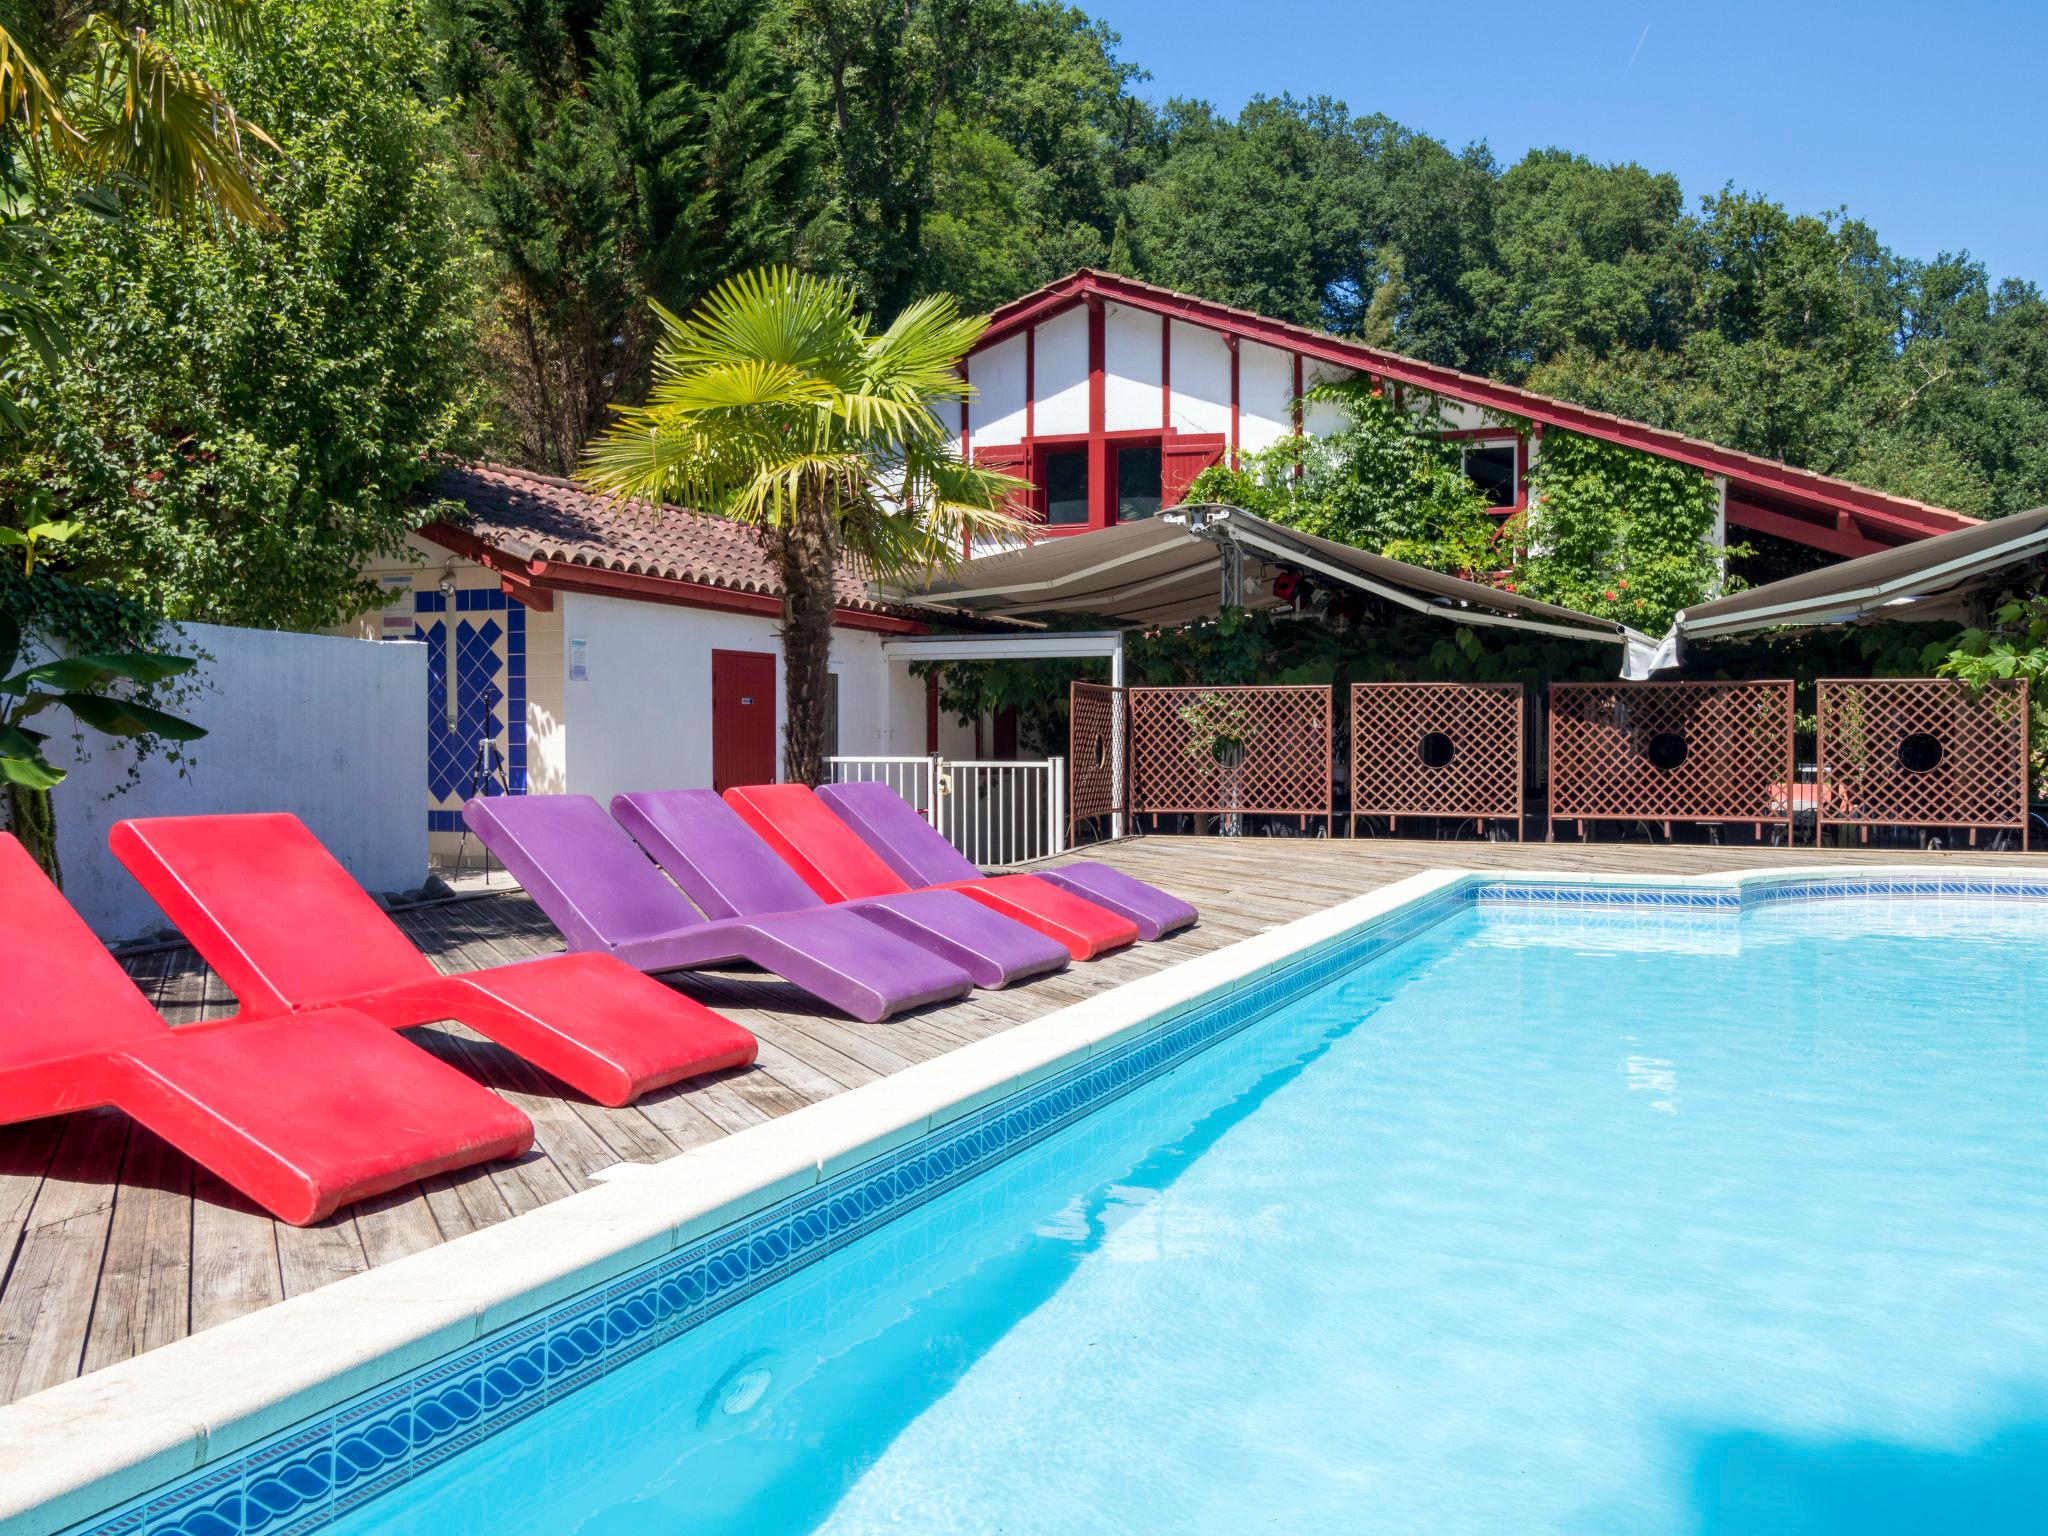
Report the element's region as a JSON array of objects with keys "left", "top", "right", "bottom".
[{"left": 711, "top": 649, "right": 777, "bottom": 792}]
